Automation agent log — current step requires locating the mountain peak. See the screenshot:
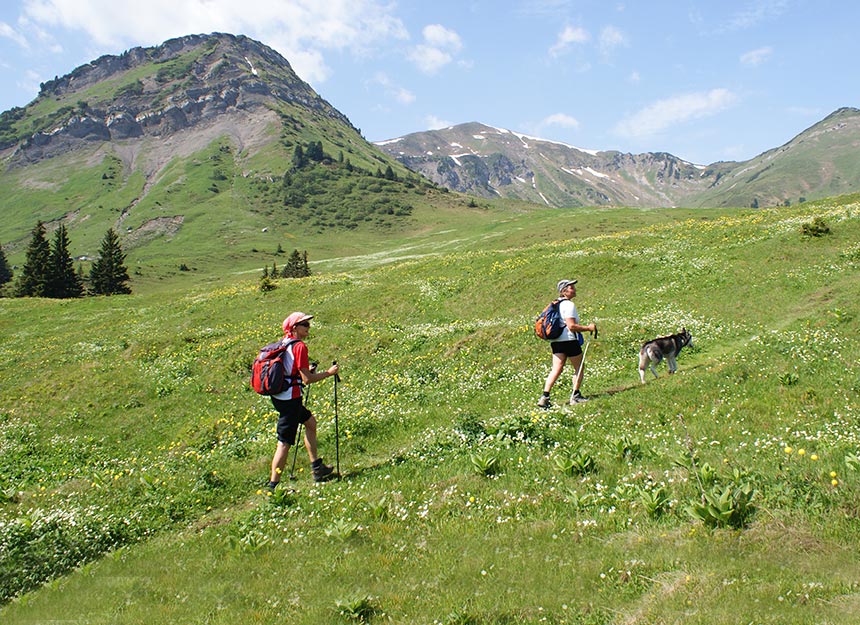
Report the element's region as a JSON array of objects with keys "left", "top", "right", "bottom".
[{"left": 3, "top": 32, "right": 353, "bottom": 162}]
